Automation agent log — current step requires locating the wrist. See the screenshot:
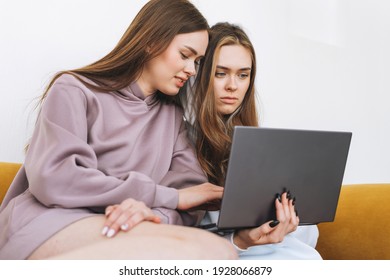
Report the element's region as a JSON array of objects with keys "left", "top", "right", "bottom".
[{"left": 231, "top": 232, "right": 249, "bottom": 251}]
